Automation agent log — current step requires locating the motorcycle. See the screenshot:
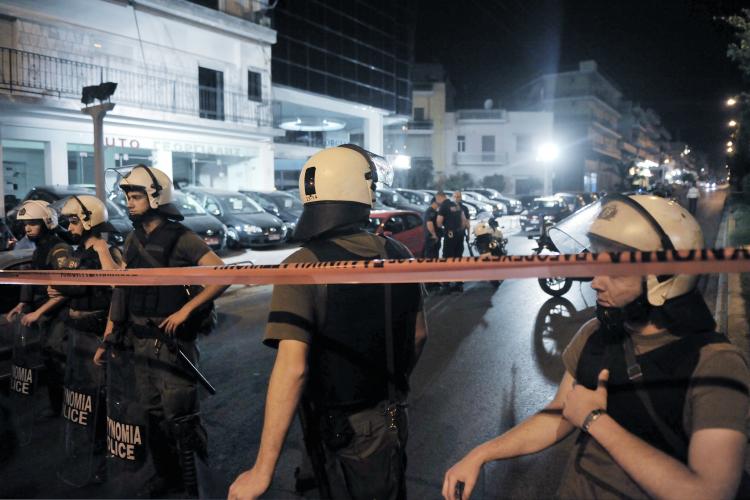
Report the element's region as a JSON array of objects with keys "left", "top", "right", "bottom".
[
  {"left": 472, "top": 218, "right": 508, "bottom": 288},
  {"left": 533, "top": 220, "right": 591, "bottom": 296}
]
